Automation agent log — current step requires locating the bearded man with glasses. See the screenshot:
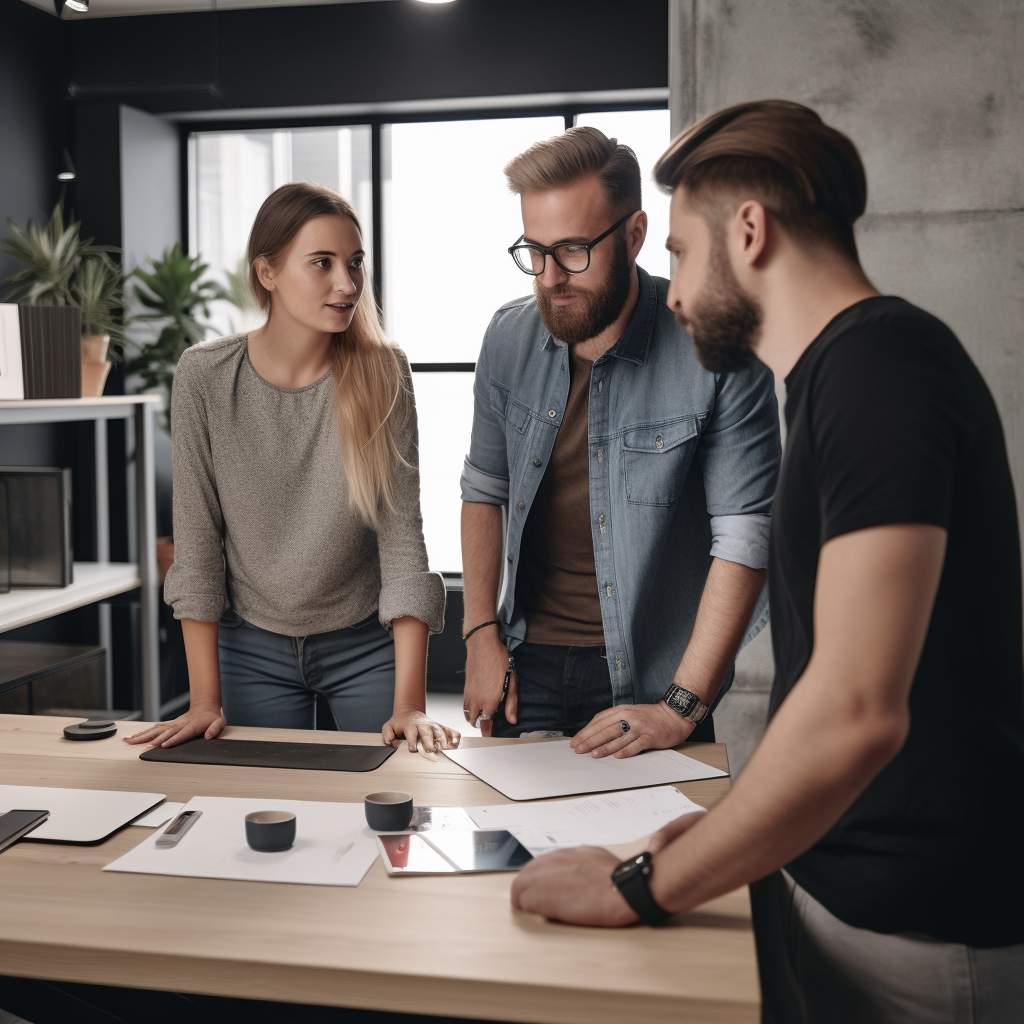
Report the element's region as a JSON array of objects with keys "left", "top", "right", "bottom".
[{"left": 459, "top": 126, "right": 781, "bottom": 754}]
